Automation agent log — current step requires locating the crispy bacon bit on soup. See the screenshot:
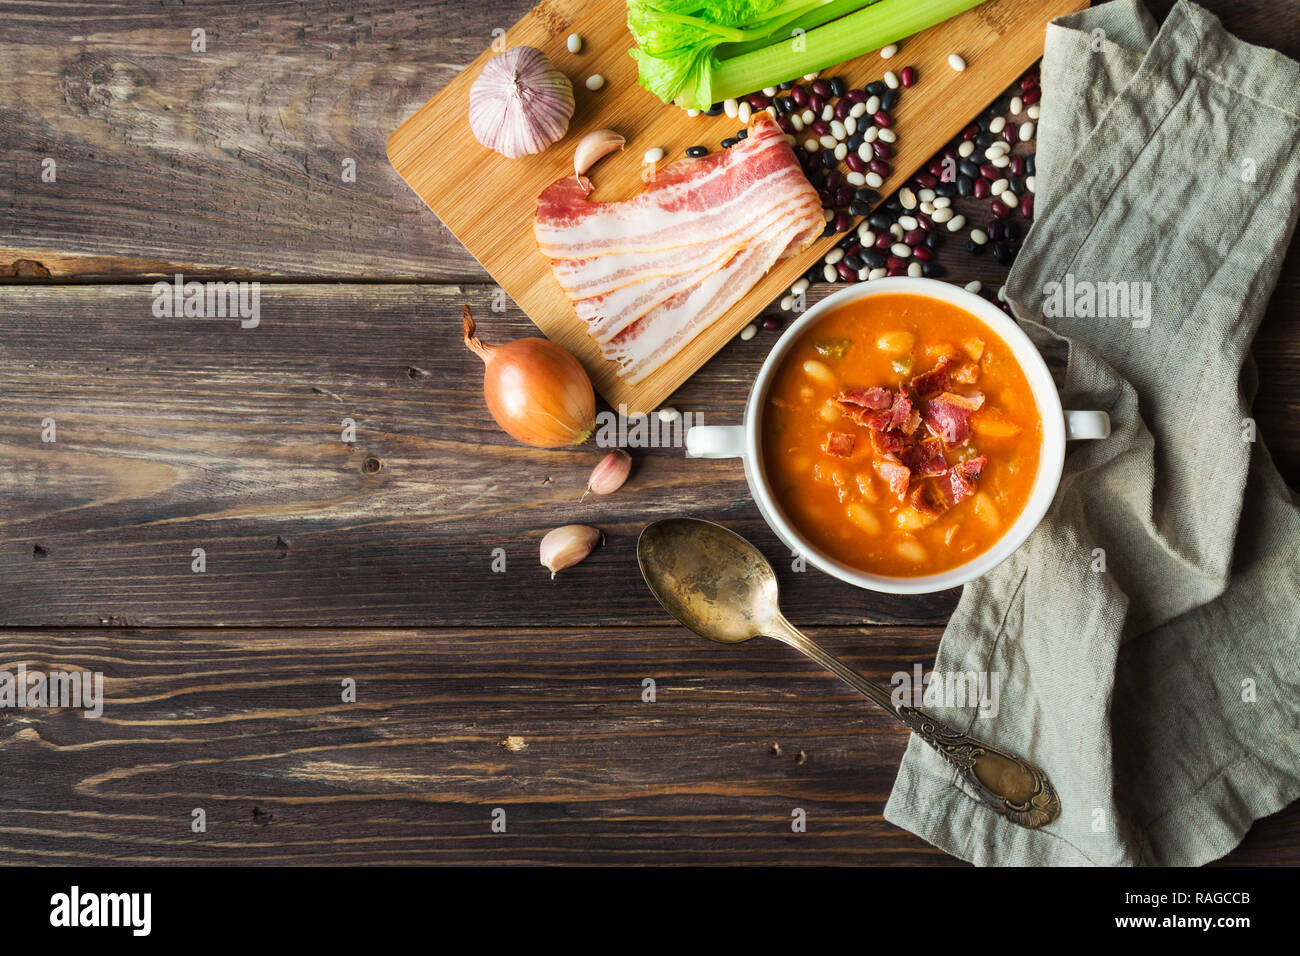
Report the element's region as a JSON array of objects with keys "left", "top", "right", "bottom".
[{"left": 762, "top": 293, "right": 1043, "bottom": 577}]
